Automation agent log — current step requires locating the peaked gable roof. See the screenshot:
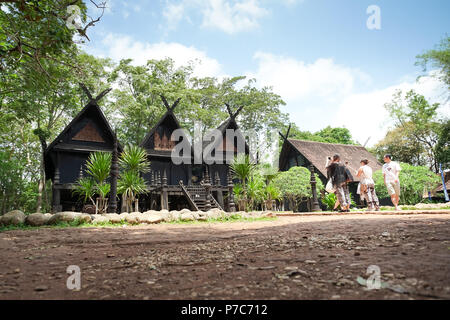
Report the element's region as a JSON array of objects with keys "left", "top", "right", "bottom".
[
  {"left": 140, "top": 97, "right": 193, "bottom": 159},
  {"left": 283, "top": 139, "right": 382, "bottom": 180},
  {"left": 203, "top": 104, "right": 249, "bottom": 155},
  {"left": 45, "top": 101, "right": 118, "bottom": 155}
]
